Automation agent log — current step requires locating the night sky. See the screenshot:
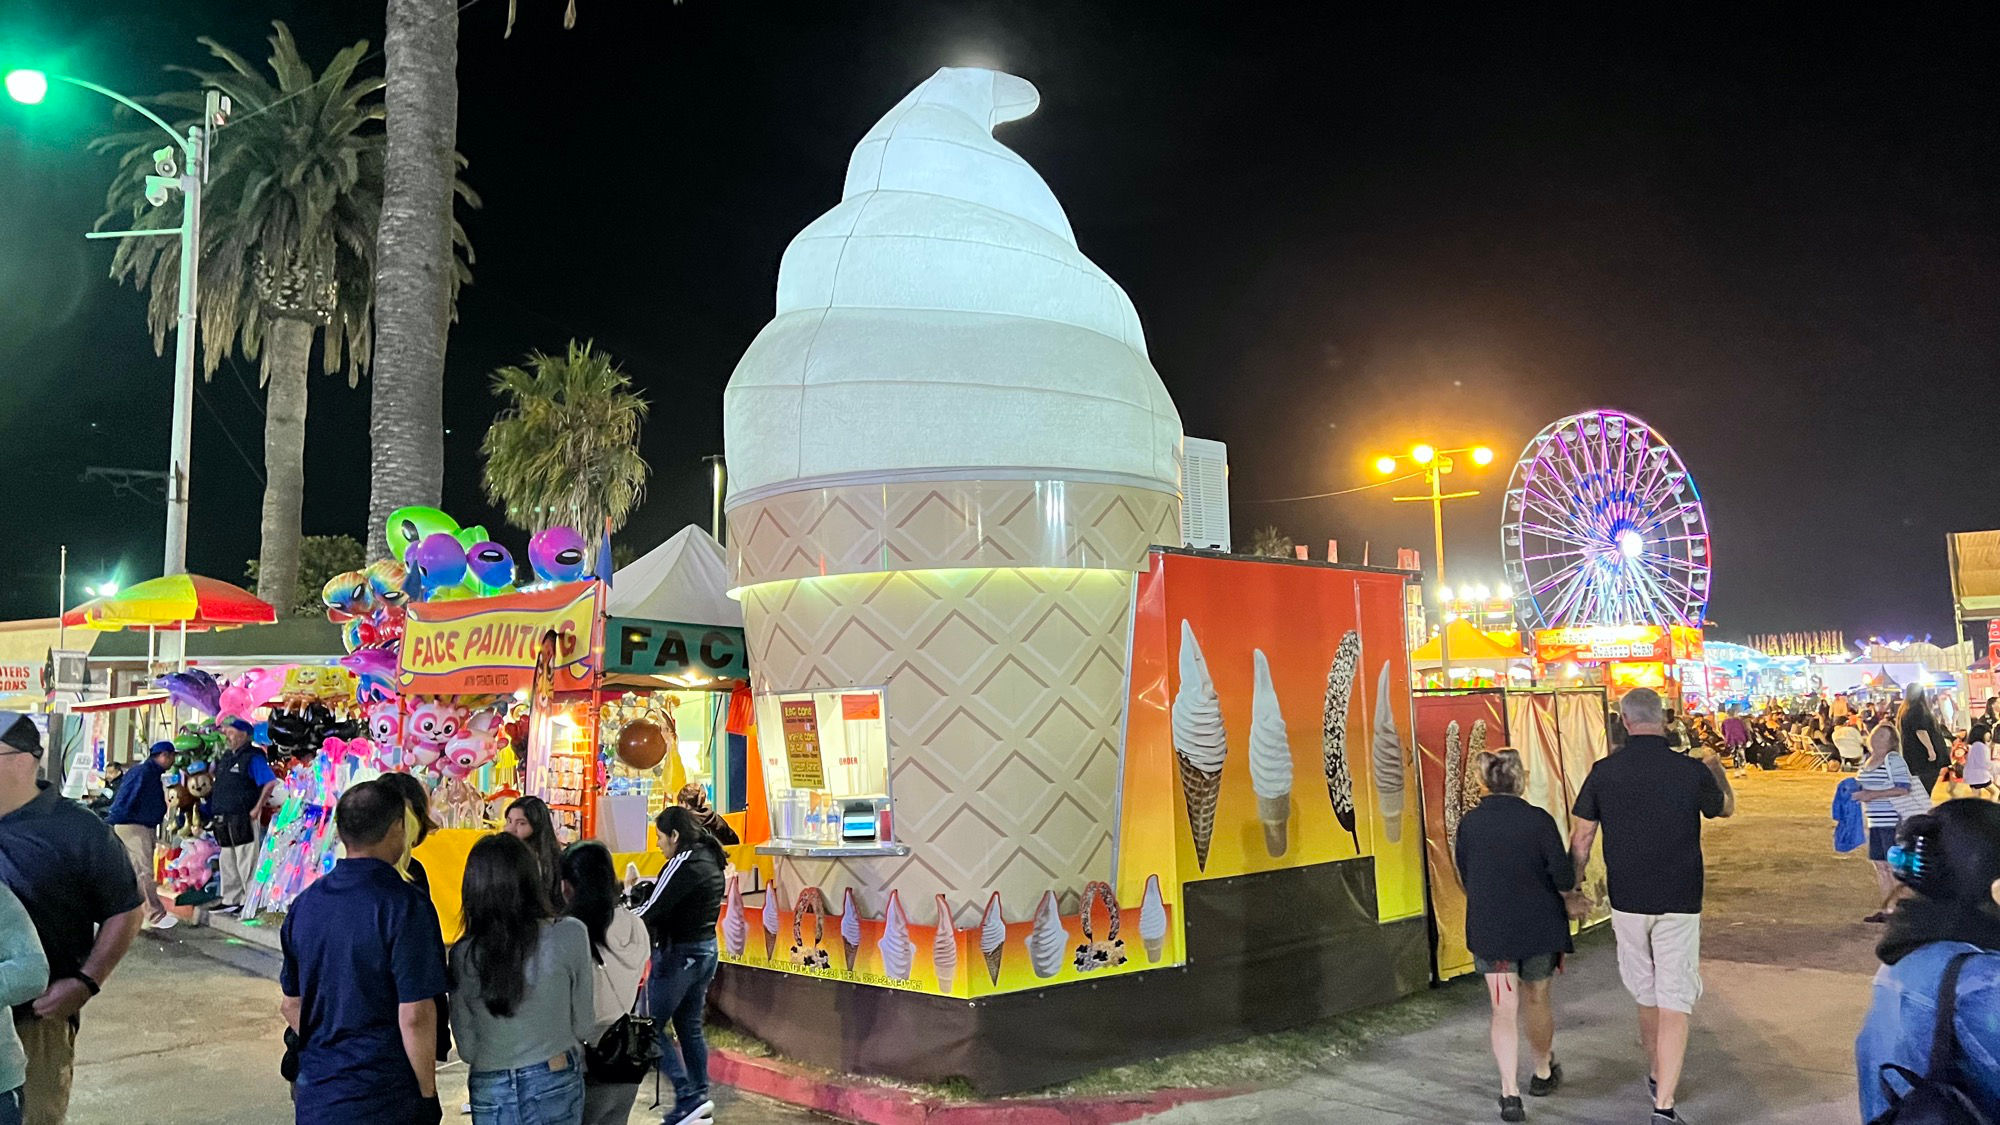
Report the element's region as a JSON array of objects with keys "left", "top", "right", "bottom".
[{"left": 2, "top": 3, "right": 1994, "bottom": 639}]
